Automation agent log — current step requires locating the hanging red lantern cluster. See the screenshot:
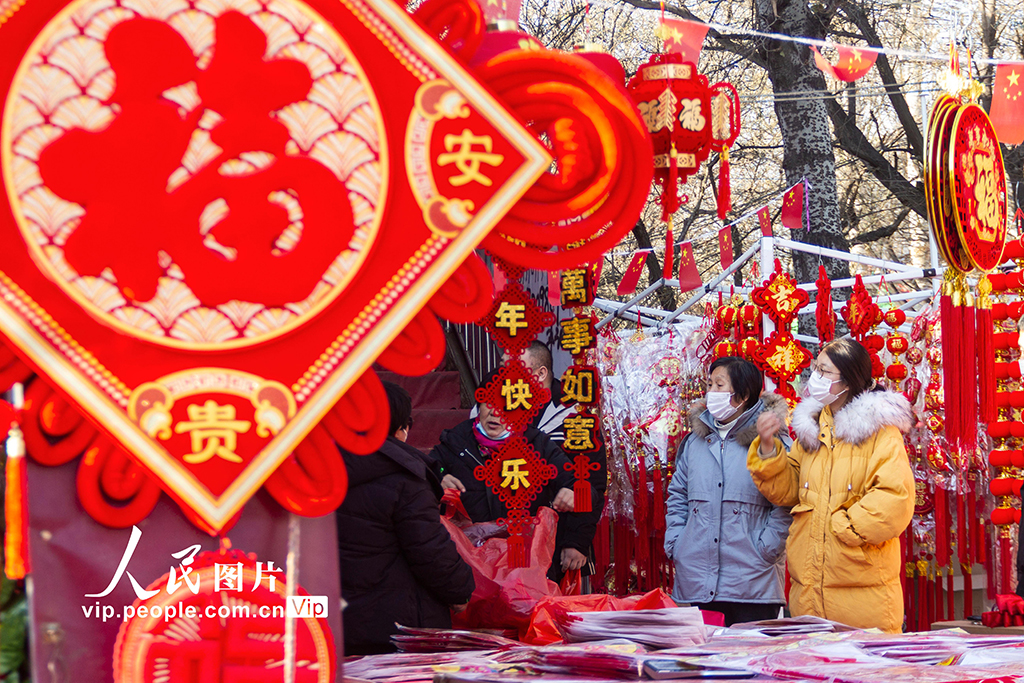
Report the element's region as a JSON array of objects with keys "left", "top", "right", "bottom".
[
  {"left": 625, "top": 53, "right": 740, "bottom": 223},
  {"left": 883, "top": 308, "right": 910, "bottom": 387}
]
